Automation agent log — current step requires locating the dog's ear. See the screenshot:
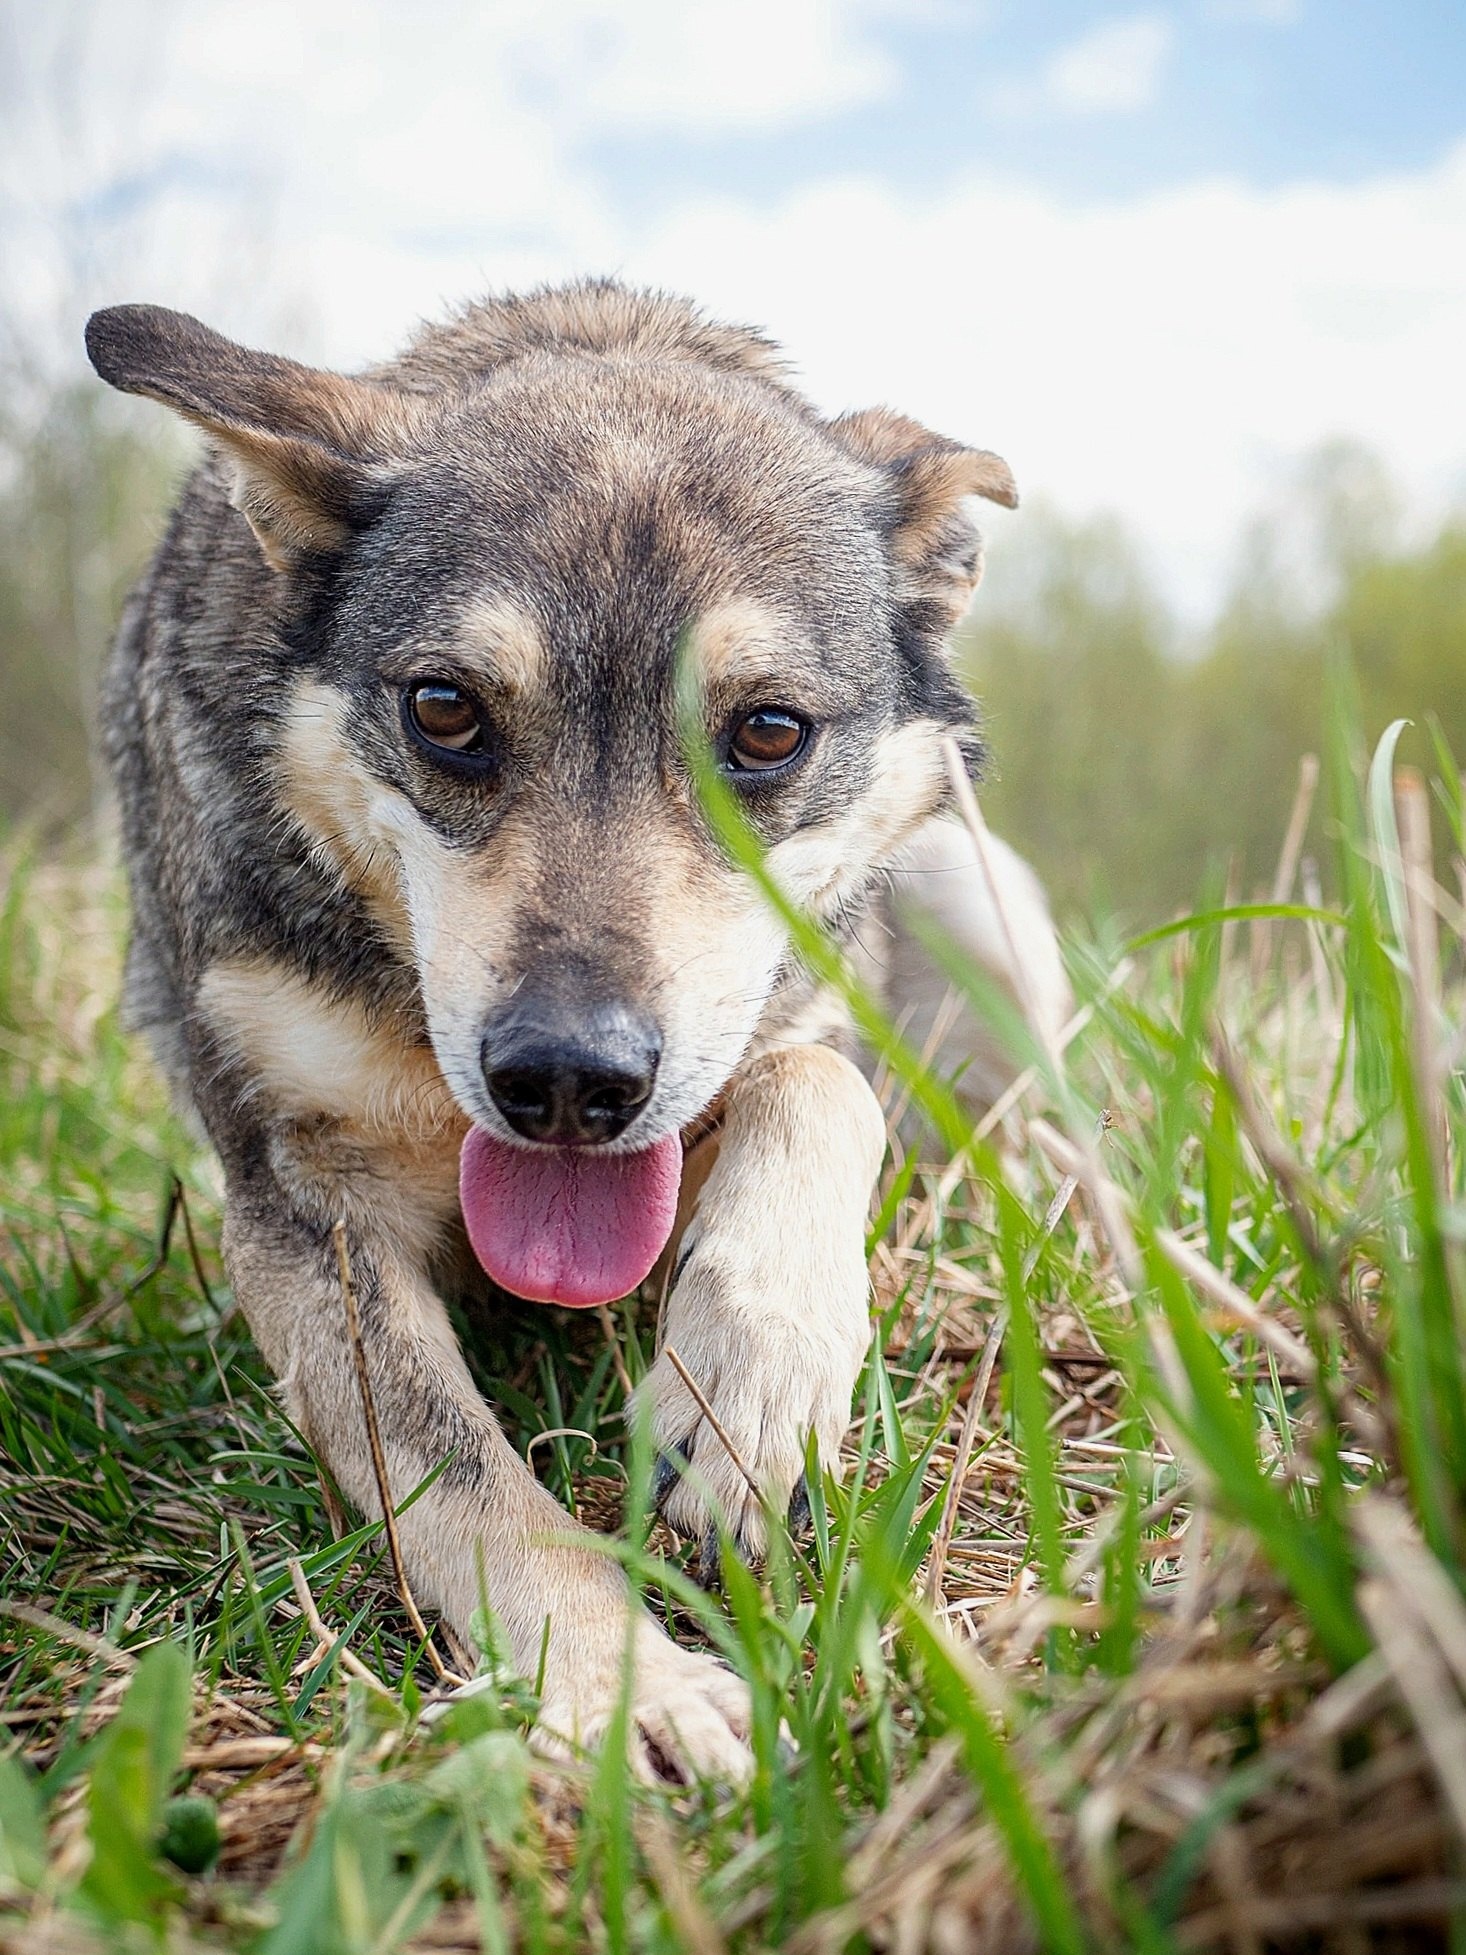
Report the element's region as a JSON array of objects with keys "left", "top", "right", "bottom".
[
  {"left": 831, "top": 406, "right": 1017, "bottom": 628},
  {"left": 85, "top": 305, "right": 425, "bottom": 570}
]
